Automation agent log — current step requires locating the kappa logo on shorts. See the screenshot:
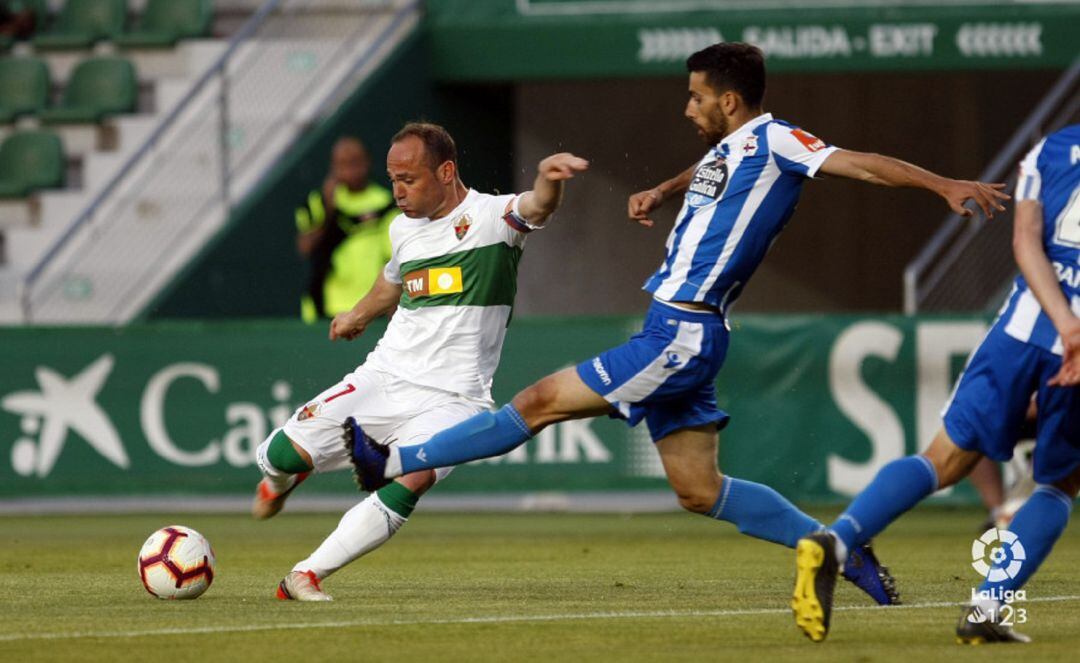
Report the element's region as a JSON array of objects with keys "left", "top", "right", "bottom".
[{"left": 663, "top": 352, "right": 682, "bottom": 369}]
